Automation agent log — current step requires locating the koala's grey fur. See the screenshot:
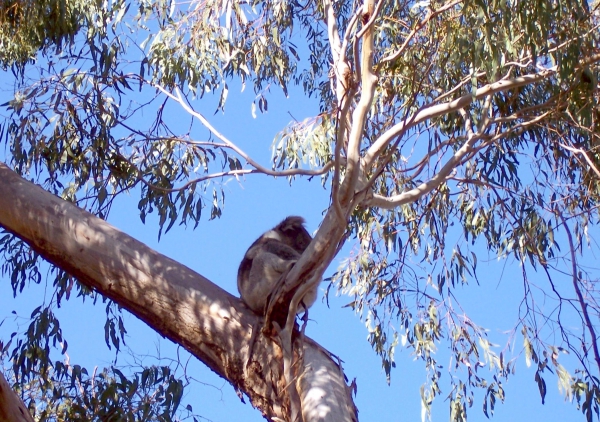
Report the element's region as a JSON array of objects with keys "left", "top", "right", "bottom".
[{"left": 237, "top": 216, "right": 316, "bottom": 314}]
